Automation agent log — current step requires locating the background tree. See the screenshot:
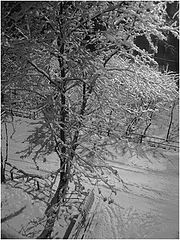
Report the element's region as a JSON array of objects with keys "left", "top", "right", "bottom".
[{"left": 1, "top": 1, "right": 178, "bottom": 238}]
